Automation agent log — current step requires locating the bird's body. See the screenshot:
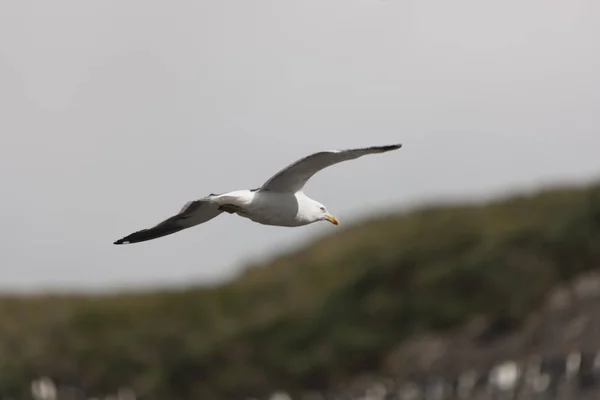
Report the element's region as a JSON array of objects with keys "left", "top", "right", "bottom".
[
  {"left": 114, "top": 144, "right": 402, "bottom": 245},
  {"left": 213, "top": 190, "right": 325, "bottom": 227}
]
